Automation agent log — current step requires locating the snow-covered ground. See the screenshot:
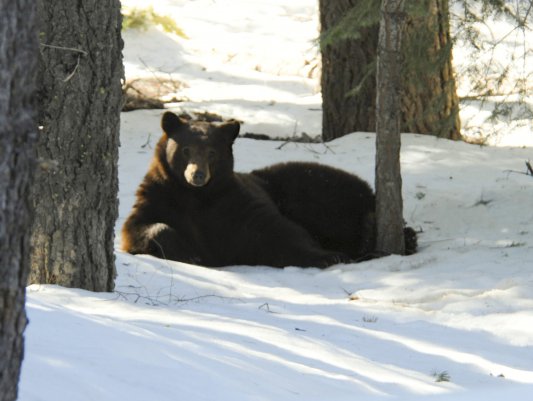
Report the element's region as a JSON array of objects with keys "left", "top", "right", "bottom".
[{"left": 19, "top": 1, "right": 533, "bottom": 401}]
